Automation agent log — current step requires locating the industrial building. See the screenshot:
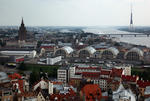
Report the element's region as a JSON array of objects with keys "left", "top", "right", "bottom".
[
  {"left": 46, "top": 56, "right": 62, "bottom": 65},
  {"left": 54, "top": 46, "right": 73, "bottom": 58},
  {"left": 124, "top": 47, "right": 144, "bottom": 61},
  {"left": 101, "top": 47, "right": 119, "bottom": 59},
  {"left": 78, "top": 46, "right": 96, "bottom": 58},
  {"left": 0, "top": 50, "right": 37, "bottom": 58}
]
